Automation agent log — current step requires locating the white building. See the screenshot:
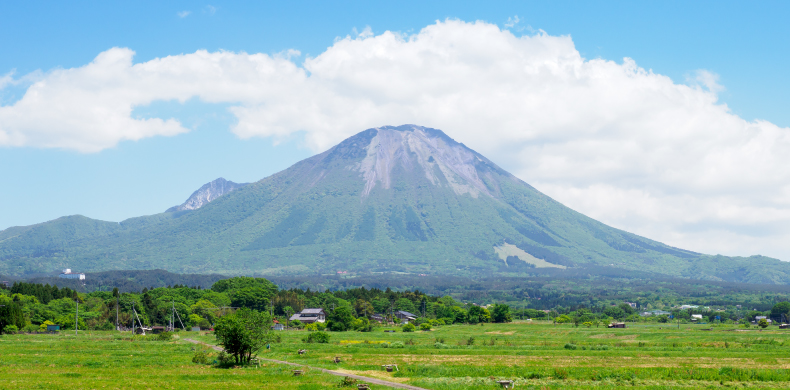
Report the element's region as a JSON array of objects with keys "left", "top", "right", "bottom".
[{"left": 58, "top": 269, "right": 85, "bottom": 280}]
